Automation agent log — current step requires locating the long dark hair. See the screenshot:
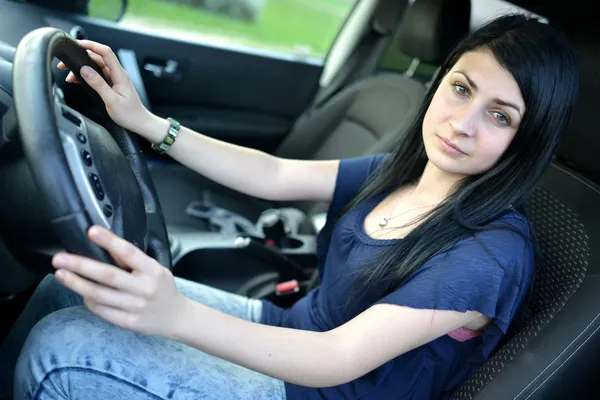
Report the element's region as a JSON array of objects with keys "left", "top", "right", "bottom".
[{"left": 332, "top": 14, "right": 580, "bottom": 303}]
